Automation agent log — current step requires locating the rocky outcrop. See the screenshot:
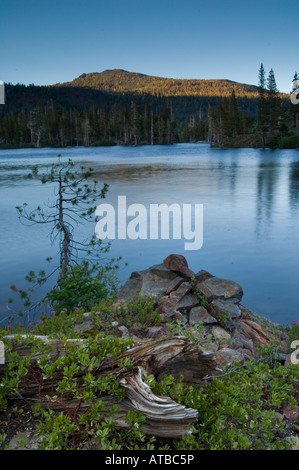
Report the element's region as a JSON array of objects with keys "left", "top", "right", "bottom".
[{"left": 112, "top": 254, "right": 289, "bottom": 368}]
